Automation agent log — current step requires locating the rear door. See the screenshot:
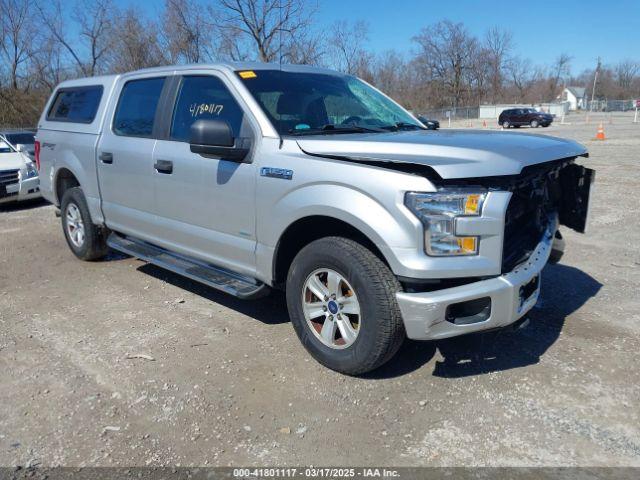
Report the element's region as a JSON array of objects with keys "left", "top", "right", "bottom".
[
  {"left": 512, "top": 109, "right": 524, "bottom": 125},
  {"left": 150, "top": 72, "right": 258, "bottom": 277},
  {"left": 97, "top": 75, "right": 168, "bottom": 239}
]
